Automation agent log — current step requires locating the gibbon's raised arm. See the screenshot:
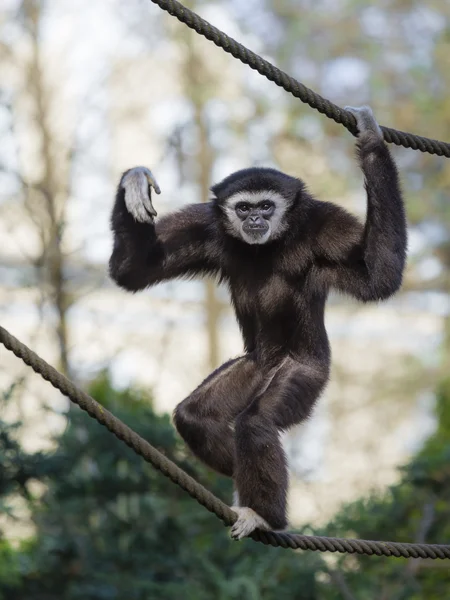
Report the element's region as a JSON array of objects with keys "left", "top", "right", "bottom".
[
  {"left": 314, "top": 107, "right": 407, "bottom": 302},
  {"left": 109, "top": 168, "right": 220, "bottom": 291}
]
